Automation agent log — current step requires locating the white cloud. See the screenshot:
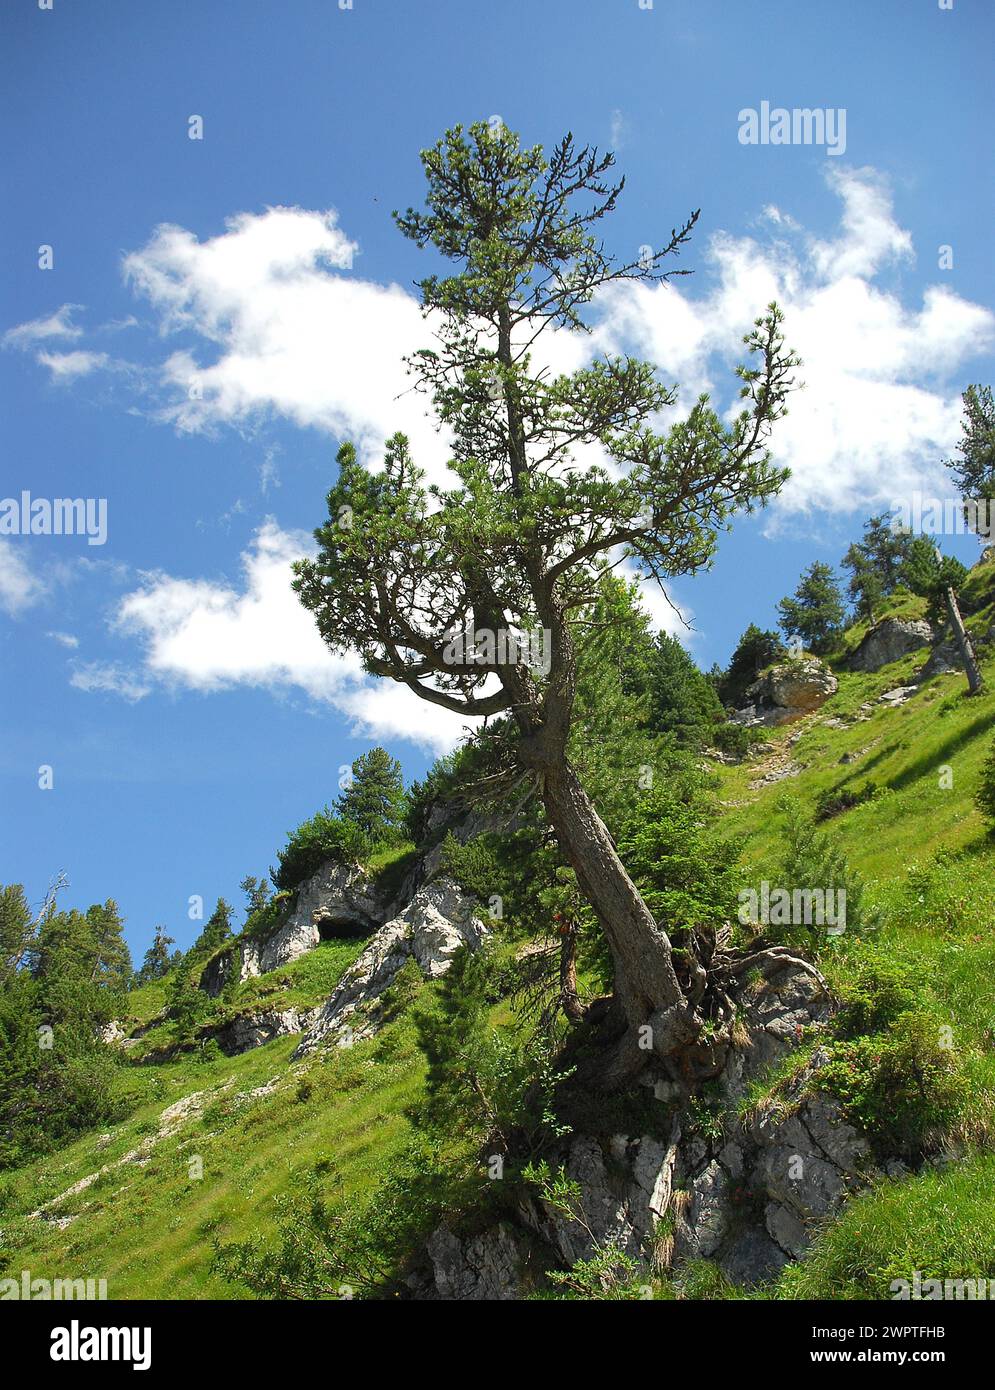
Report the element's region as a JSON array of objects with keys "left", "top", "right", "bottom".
[
  {"left": 116, "top": 169, "right": 992, "bottom": 523},
  {"left": 69, "top": 661, "right": 152, "bottom": 702},
  {"left": 0, "top": 541, "right": 47, "bottom": 615},
  {"left": 110, "top": 521, "right": 468, "bottom": 752},
  {"left": 36, "top": 349, "right": 110, "bottom": 379},
  {"left": 3, "top": 303, "right": 83, "bottom": 348},
  {"left": 46, "top": 630, "right": 79, "bottom": 648},
  {"left": 121, "top": 206, "right": 450, "bottom": 472},
  {"left": 591, "top": 166, "right": 993, "bottom": 520}
]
